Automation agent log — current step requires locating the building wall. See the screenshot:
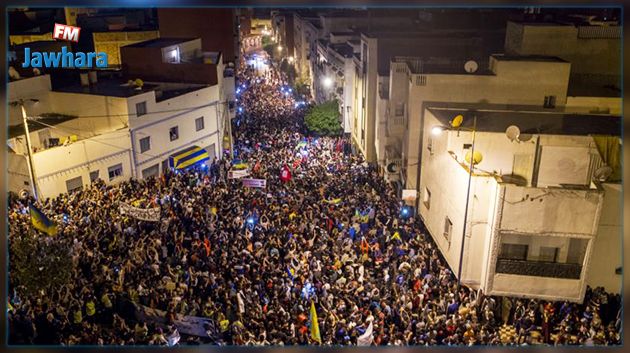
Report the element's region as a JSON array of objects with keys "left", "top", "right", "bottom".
[
  {"left": 342, "top": 57, "right": 355, "bottom": 134},
  {"left": 566, "top": 96, "right": 622, "bottom": 115},
  {"left": 587, "top": 182, "right": 622, "bottom": 293},
  {"left": 405, "top": 57, "right": 571, "bottom": 190},
  {"left": 7, "top": 152, "right": 30, "bottom": 195},
  {"left": 157, "top": 8, "right": 237, "bottom": 63},
  {"left": 419, "top": 109, "right": 617, "bottom": 300},
  {"left": 93, "top": 30, "right": 160, "bottom": 67},
  {"left": 31, "top": 129, "right": 133, "bottom": 199},
  {"left": 127, "top": 85, "right": 222, "bottom": 178},
  {"left": 8, "top": 75, "right": 53, "bottom": 126},
  {"left": 505, "top": 21, "right": 621, "bottom": 78}
]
